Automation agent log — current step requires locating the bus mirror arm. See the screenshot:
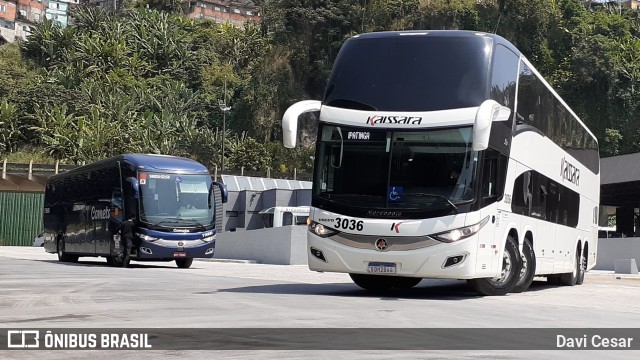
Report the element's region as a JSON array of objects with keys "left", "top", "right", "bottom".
[
  {"left": 282, "top": 100, "right": 322, "bottom": 148},
  {"left": 472, "top": 100, "right": 512, "bottom": 151}
]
